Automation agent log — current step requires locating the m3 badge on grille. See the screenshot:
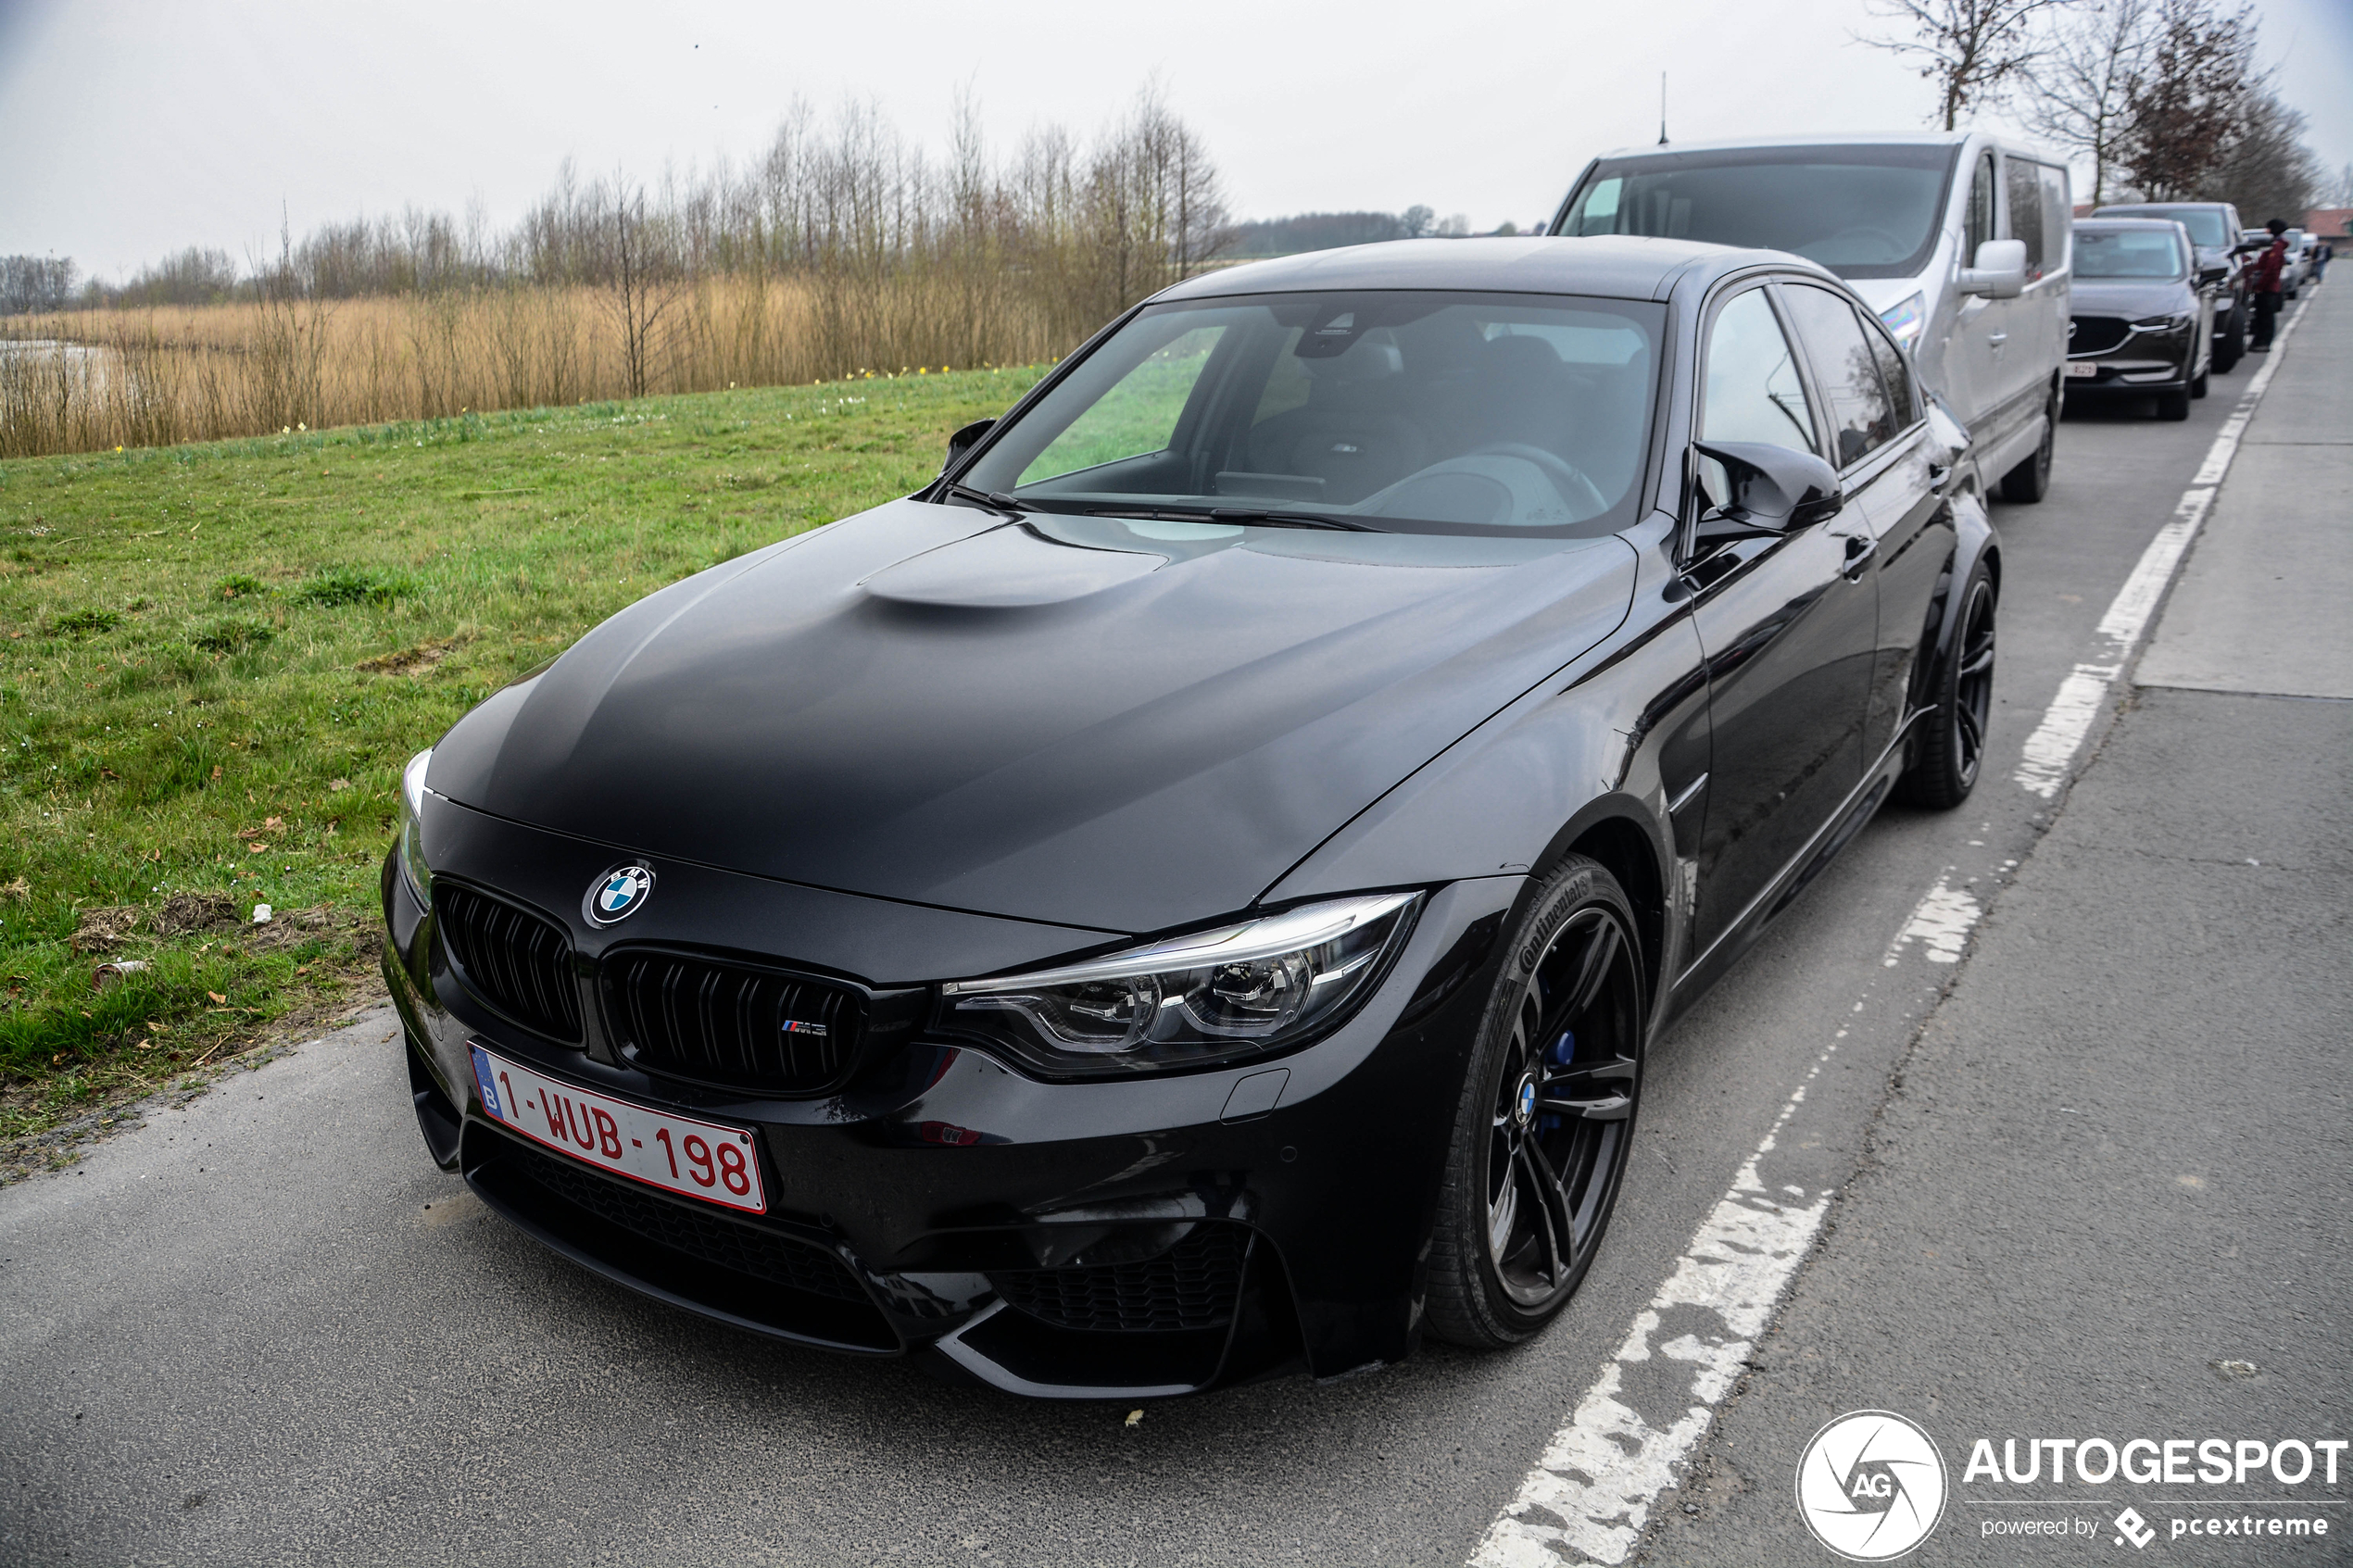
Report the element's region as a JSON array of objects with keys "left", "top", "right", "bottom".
[{"left": 585, "top": 863, "right": 655, "bottom": 926}]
